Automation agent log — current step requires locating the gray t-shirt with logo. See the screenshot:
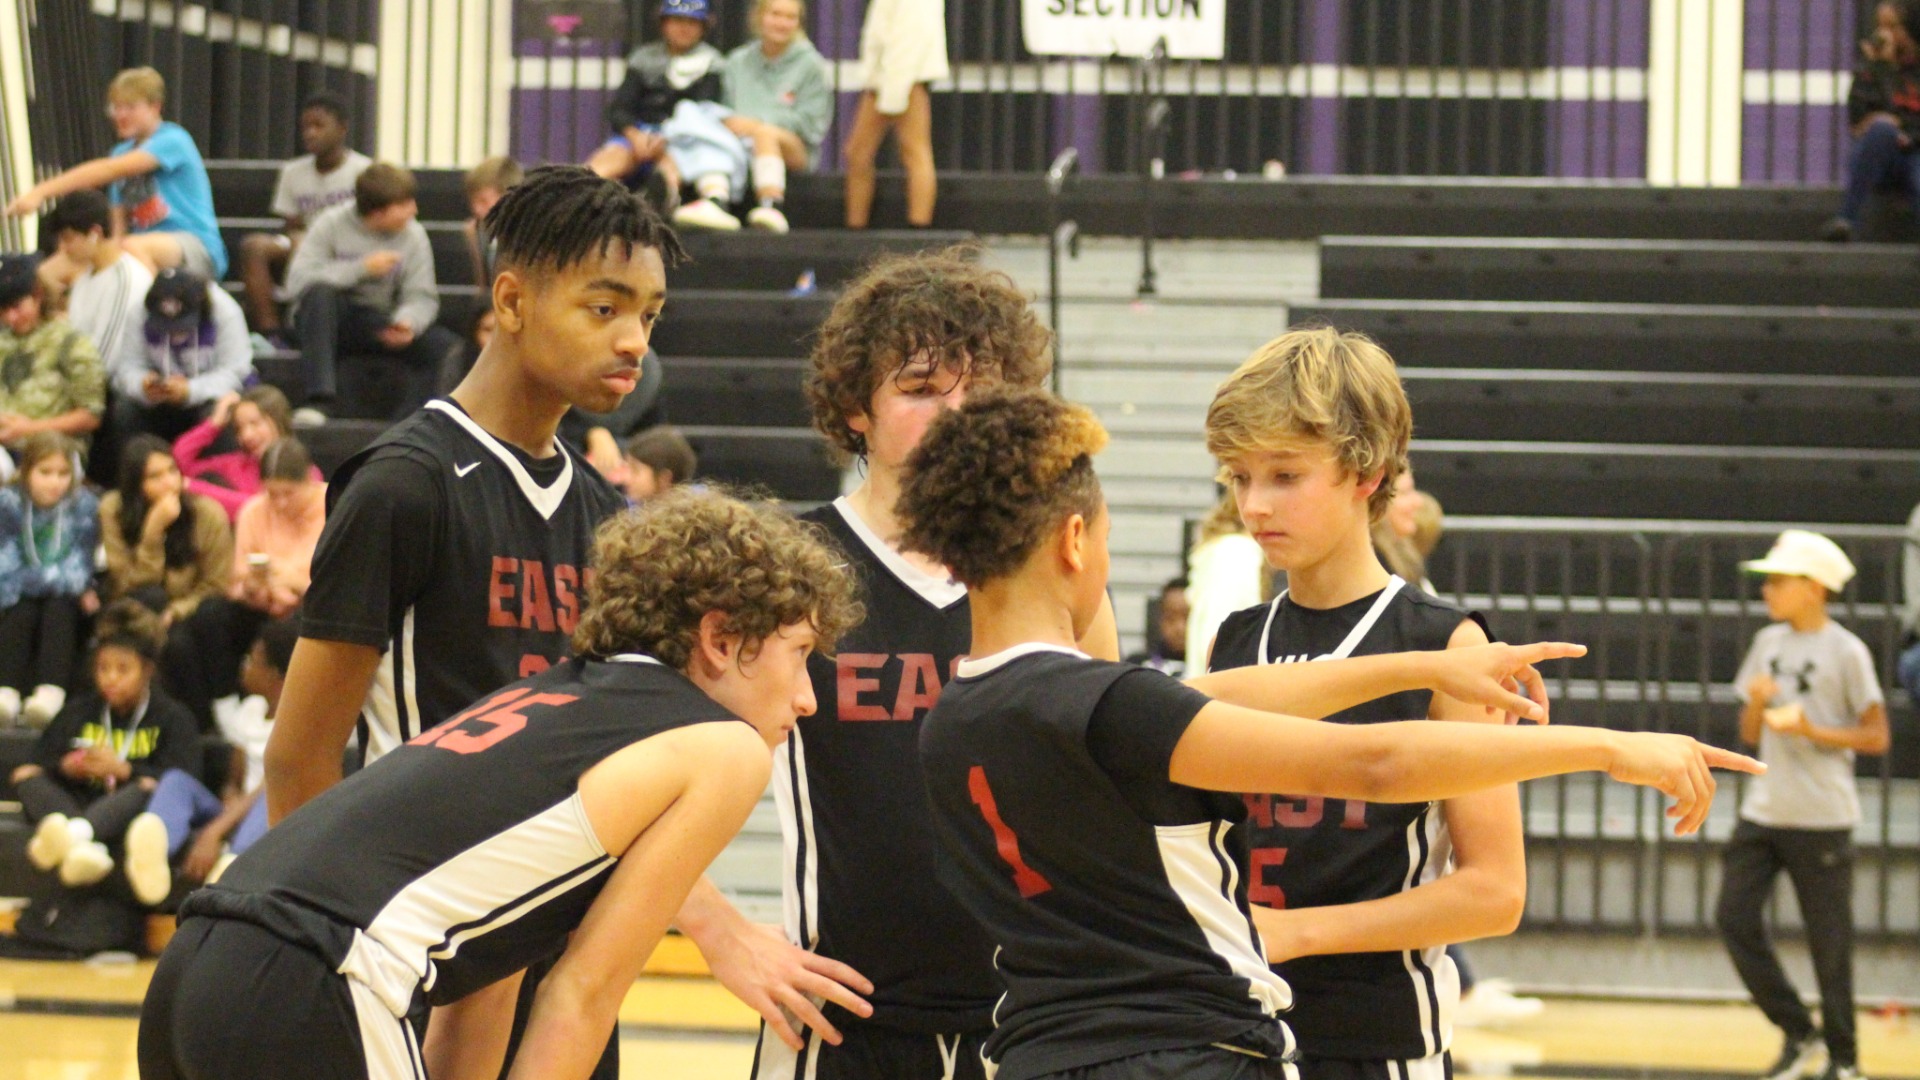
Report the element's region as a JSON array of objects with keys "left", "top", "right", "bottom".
[
  {"left": 271, "top": 151, "right": 371, "bottom": 224},
  {"left": 1732, "top": 620, "right": 1882, "bottom": 830}
]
